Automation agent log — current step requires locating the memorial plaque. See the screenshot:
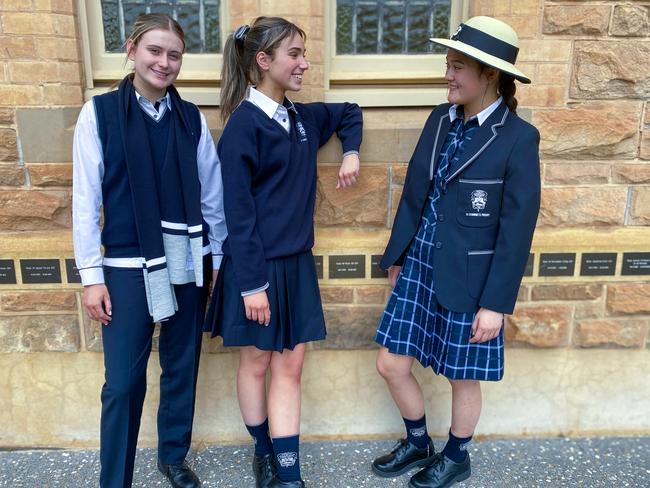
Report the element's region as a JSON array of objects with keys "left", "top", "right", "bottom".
[
  {"left": 329, "top": 255, "right": 366, "bottom": 279},
  {"left": 538, "top": 253, "right": 576, "bottom": 277},
  {"left": 314, "top": 255, "right": 323, "bottom": 279},
  {"left": 20, "top": 259, "right": 62, "bottom": 284},
  {"left": 371, "top": 254, "right": 388, "bottom": 278},
  {"left": 580, "top": 253, "right": 617, "bottom": 276},
  {"left": 524, "top": 253, "right": 534, "bottom": 277},
  {"left": 65, "top": 258, "right": 82, "bottom": 283},
  {"left": 622, "top": 252, "right": 650, "bottom": 276},
  {"left": 0, "top": 260, "right": 17, "bottom": 284}
]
